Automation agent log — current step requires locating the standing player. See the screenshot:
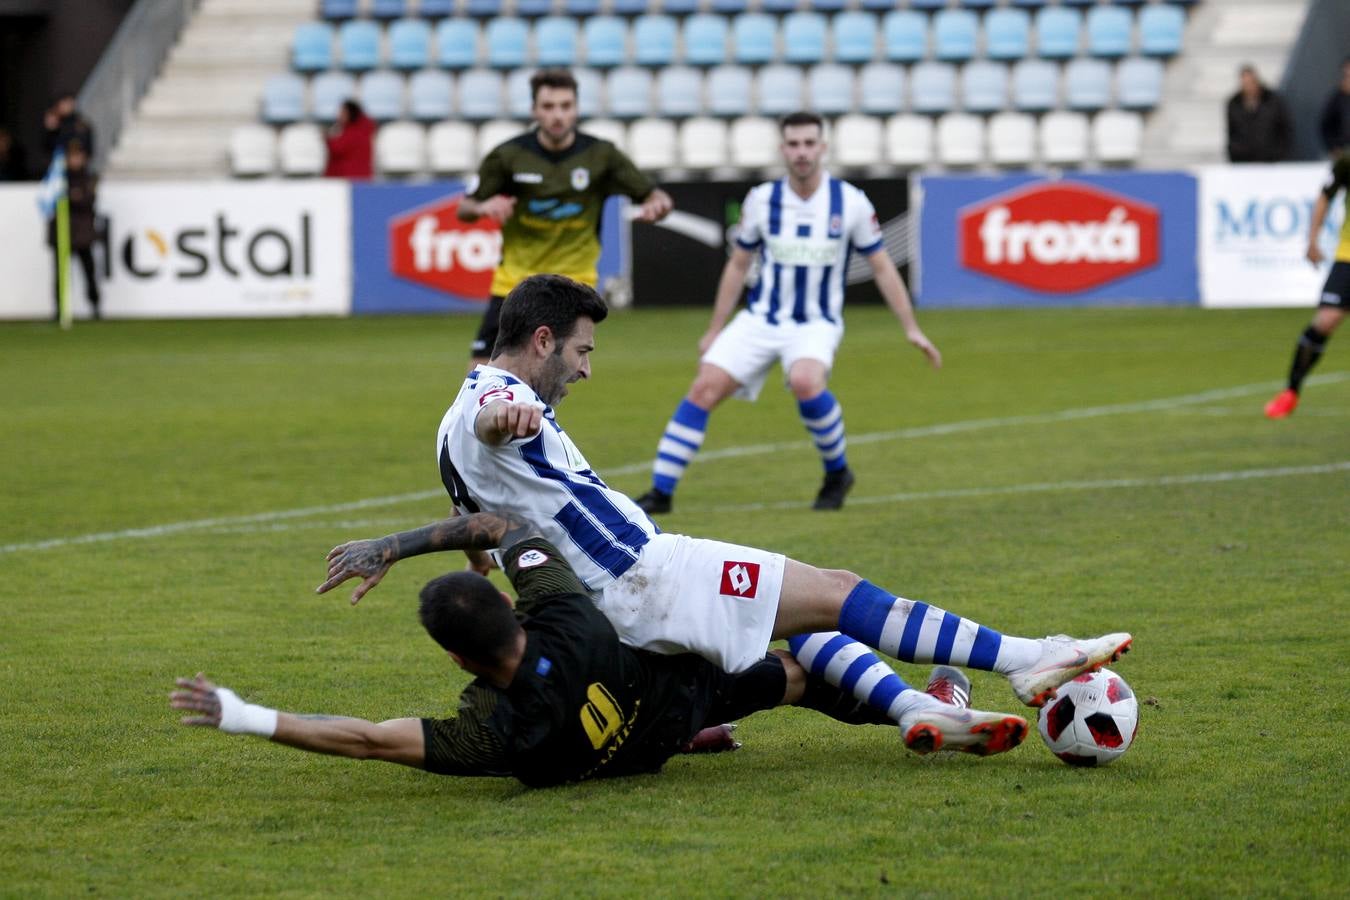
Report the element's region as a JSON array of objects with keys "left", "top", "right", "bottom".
[
  {"left": 458, "top": 68, "right": 673, "bottom": 365},
  {"left": 1264, "top": 154, "right": 1350, "bottom": 418},
  {"left": 633, "top": 112, "right": 940, "bottom": 515}
]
